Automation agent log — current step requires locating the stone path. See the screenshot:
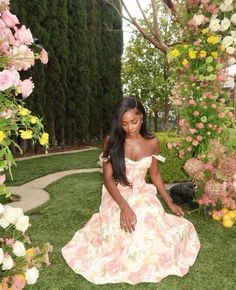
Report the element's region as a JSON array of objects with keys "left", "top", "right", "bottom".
[{"left": 8, "top": 147, "right": 175, "bottom": 212}]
